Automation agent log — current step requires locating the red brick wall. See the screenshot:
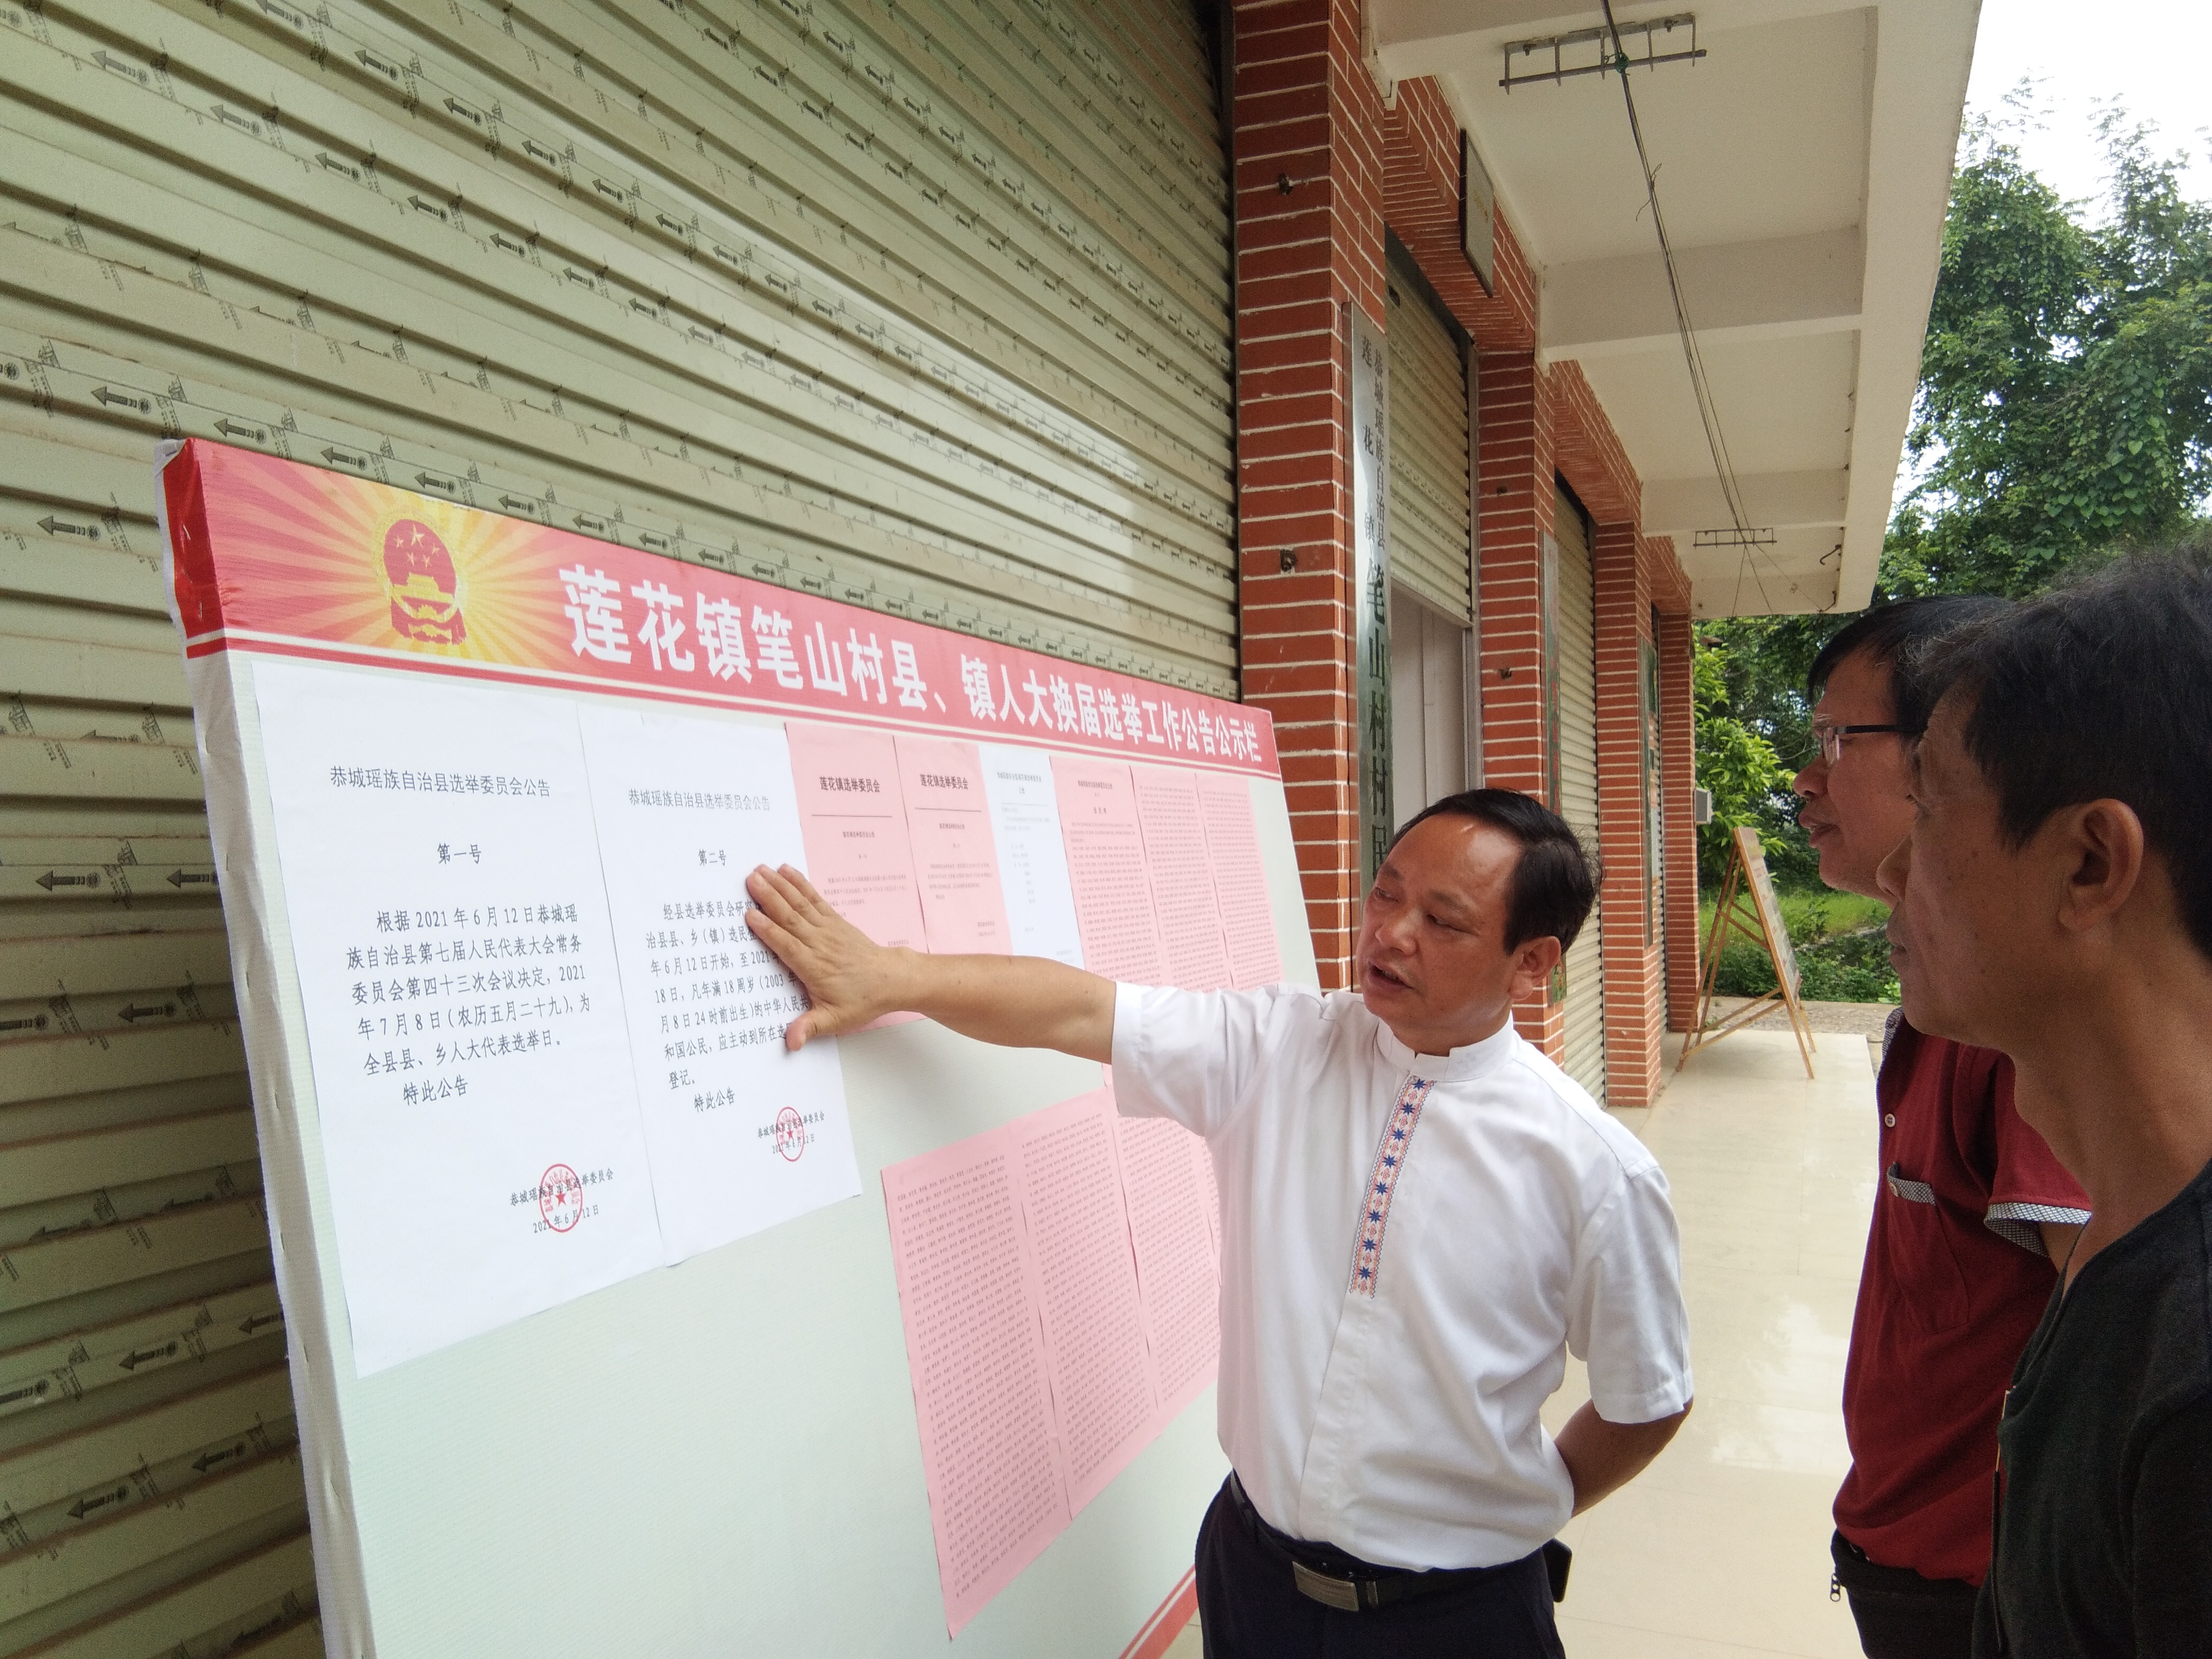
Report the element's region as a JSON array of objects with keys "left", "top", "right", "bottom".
[
  {"left": 1593, "top": 522, "right": 1660, "bottom": 1104},
  {"left": 1472, "top": 354, "right": 1564, "bottom": 1052},
  {"left": 1377, "top": 77, "right": 1697, "bottom": 1076},
  {"left": 1473, "top": 355, "right": 1551, "bottom": 798},
  {"left": 1551, "top": 366, "right": 1667, "bottom": 1102},
  {"left": 1655, "top": 562, "right": 1703, "bottom": 1033},
  {"left": 1229, "top": 0, "right": 1389, "bottom": 988},
  {"left": 1551, "top": 361, "right": 1640, "bottom": 526},
  {"left": 1232, "top": 40, "right": 1693, "bottom": 1075},
  {"left": 1381, "top": 79, "right": 1537, "bottom": 352}
]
